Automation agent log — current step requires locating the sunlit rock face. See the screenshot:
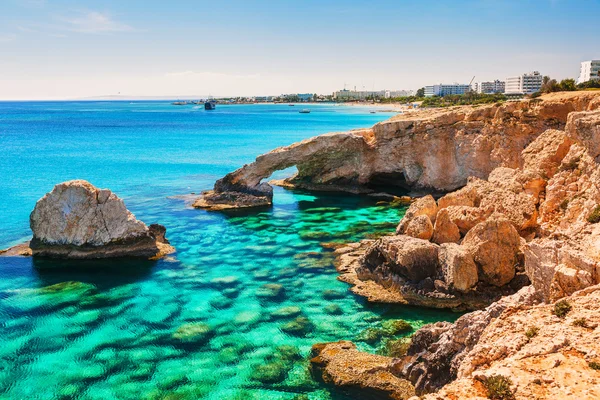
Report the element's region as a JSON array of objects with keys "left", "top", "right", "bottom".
[
  {"left": 200, "top": 91, "right": 600, "bottom": 209},
  {"left": 29, "top": 180, "right": 174, "bottom": 259}
]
